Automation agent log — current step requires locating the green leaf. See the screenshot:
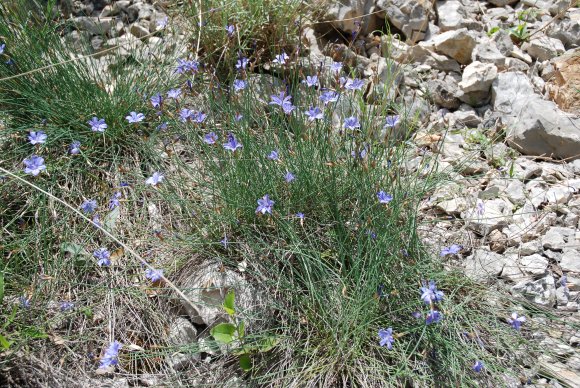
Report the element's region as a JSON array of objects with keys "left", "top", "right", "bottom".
[
  {"left": 239, "top": 353, "right": 252, "bottom": 371},
  {"left": 210, "top": 323, "right": 237, "bottom": 344},
  {"left": 0, "top": 333, "right": 10, "bottom": 350},
  {"left": 103, "top": 206, "right": 120, "bottom": 232},
  {"left": 223, "top": 289, "right": 235, "bottom": 316},
  {"left": 60, "top": 242, "right": 89, "bottom": 257},
  {"left": 256, "top": 336, "right": 279, "bottom": 353},
  {"left": 238, "top": 320, "right": 245, "bottom": 339}
]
